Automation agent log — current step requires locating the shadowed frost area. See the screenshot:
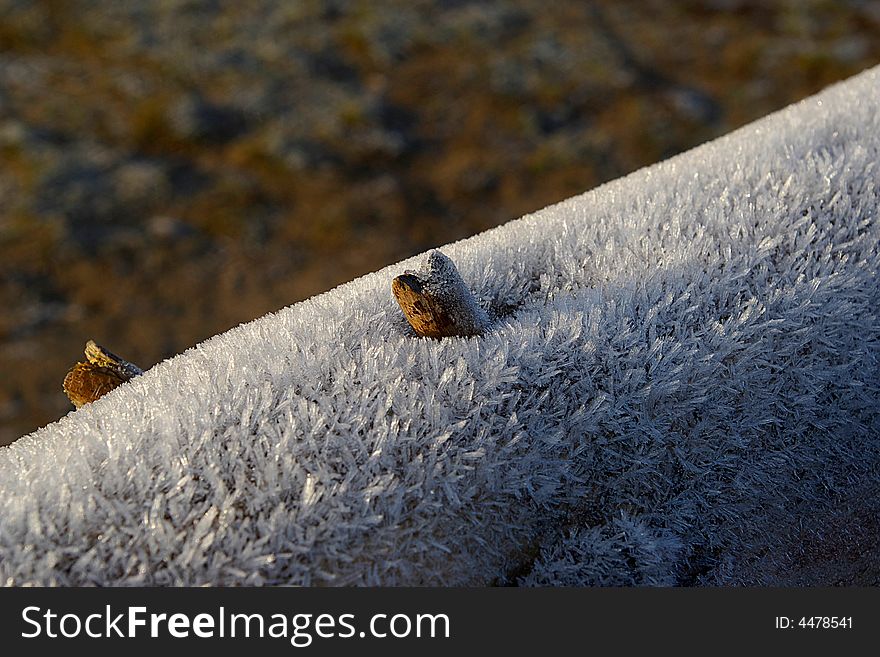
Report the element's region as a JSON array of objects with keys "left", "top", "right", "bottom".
[{"left": 2, "top": 66, "right": 879, "bottom": 586}]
